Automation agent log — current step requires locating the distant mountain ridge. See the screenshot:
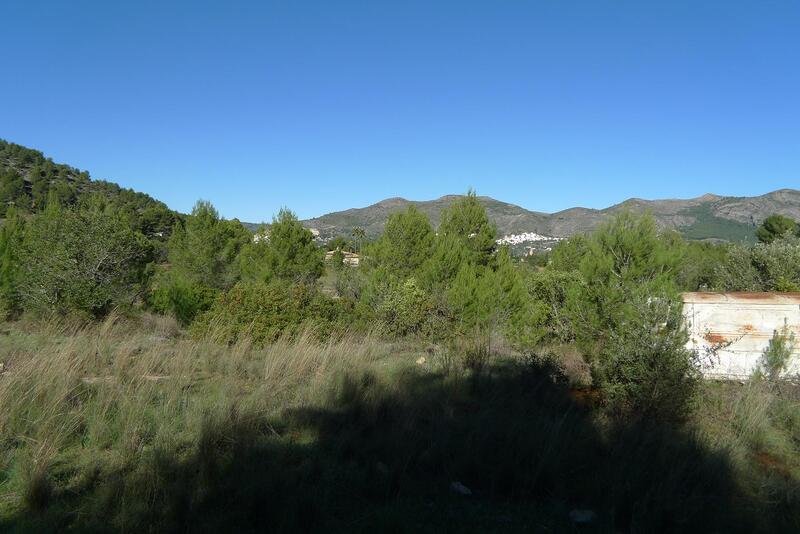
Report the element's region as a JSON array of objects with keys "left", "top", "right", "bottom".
[
  {"left": 4, "top": 140, "right": 797, "bottom": 244},
  {"left": 301, "top": 189, "right": 800, "bottom": 243}
]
